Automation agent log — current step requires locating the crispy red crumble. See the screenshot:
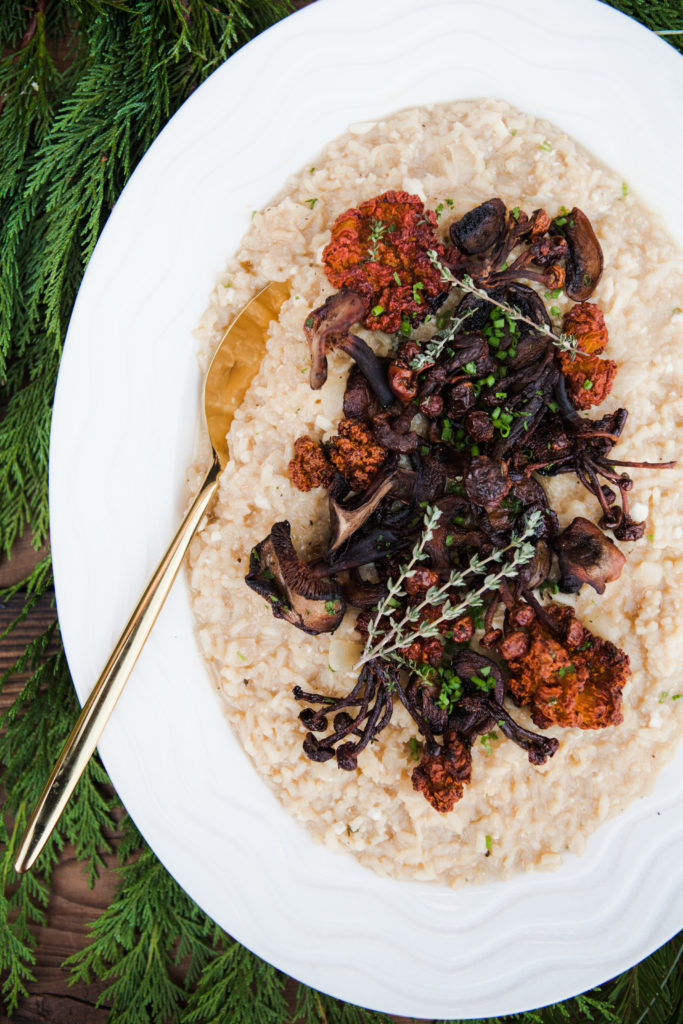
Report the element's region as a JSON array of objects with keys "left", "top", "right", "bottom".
[{"left": 321, "top": 190, "right": 447, "bottom": 333}]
